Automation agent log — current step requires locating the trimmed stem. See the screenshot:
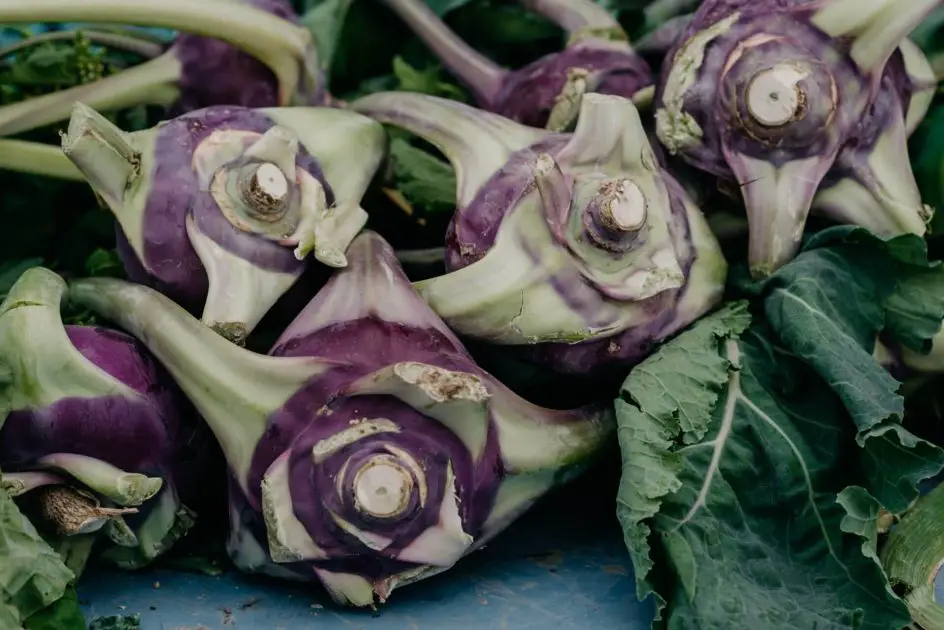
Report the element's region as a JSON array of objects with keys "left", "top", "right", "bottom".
[
  {"left": 0, "top": 140, "right": 84, "bottom": 181},
  {"left": 0, "top": 50, "right": 181, "bottom": 137},
  {"left": 0, "top": 29, "right": 164, "bottom": 59},
  {"left": 37, "top": 485, "right": 137, "bottom": 536},
  {"left": 520, "top": 0, "right": 621, "bottom": 33},
  {"left": 60, "top": 102, "right": 140, "bottom": 210},
  {"left": 0, "top": 0, "right": 314, "bottom": 105},
  {"left": 880, "top": 481, "right": 944, "bottom": 629},
  {"left": 102, "top": 487, "right": 196, "bottom": 567},
  {"left": 377, "top": 0, "right": 505, "bottom": 105},
  {"left": 0, "top": 471, "right": 67, "bottom": 497},
  {"left": 35, "top": 453, "right": 163, "bottom": 507}
]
